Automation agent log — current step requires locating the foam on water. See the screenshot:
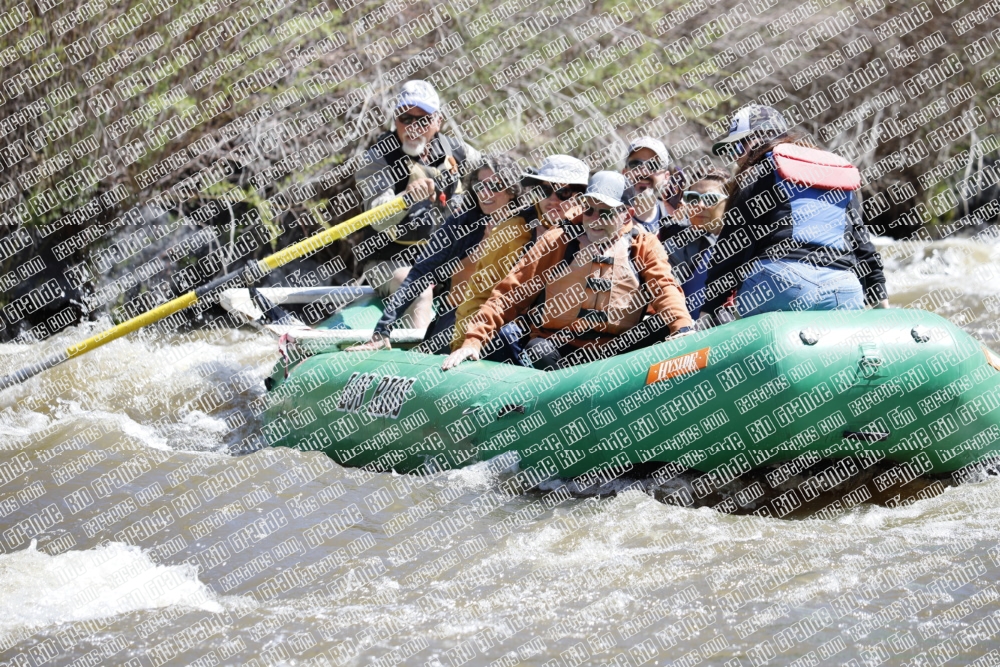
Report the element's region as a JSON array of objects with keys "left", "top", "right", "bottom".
[
  {"left": 438, "top": 452, "right": 522, "bottom": 492},
  {"left": 0, "top": 319, "right": 274, "bottom": 453},
  {"left": 878, "top": 236, "right": 1000, "bottom": 318},
  {"left": 0, "top": 541, "right": 243, "bottom": 634}
]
